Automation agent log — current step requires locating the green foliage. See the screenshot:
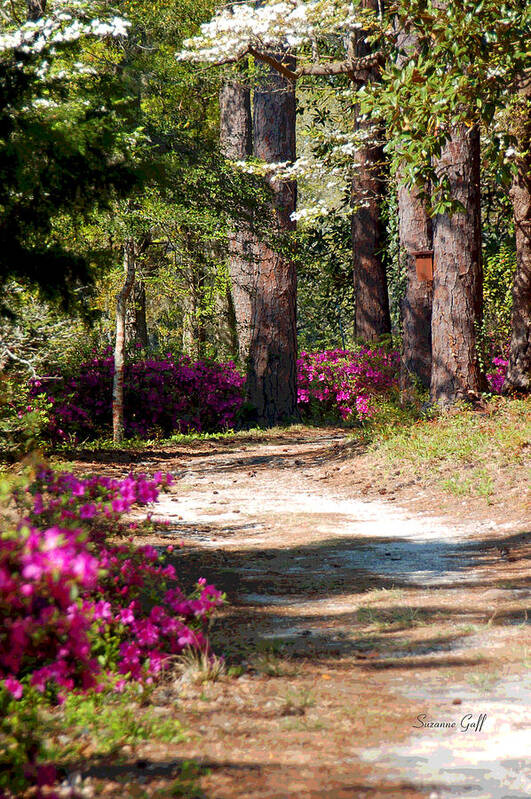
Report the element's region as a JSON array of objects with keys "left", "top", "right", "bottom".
[
  {"left": 381, "top": 184, "right": 404, "bottom": 337},
  {"left": 441, "top": 468, "right": 494, "bottom": 502},
  {"left": 49, "top": 689, "right": 187, "bottom": 758},
  {"left": 53, "top": 0, "right": 270, "bottom": 362},
  {"left": 483, "top": 243, "right": 516, "bottom": 351},
  {"left": 0, "top": 281, "right": 98, "bottom": 374},
  {"left": 297, "top": 217, "right": 355, "bottom": 350},
  {"left": 0, "top": 22, "right": 139, "bottom": 307},
  {"left": 0, "top": 378, "right": 51, "bottom": 459},
  {"left": 357, "top": 1, "right": 530, "bottom": 206},
  {"left": 0, "top": 685, "right": 50, "bottom": 797},
  {"left": 366, "top": 397, "right": 530, "bottom": 470}
]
